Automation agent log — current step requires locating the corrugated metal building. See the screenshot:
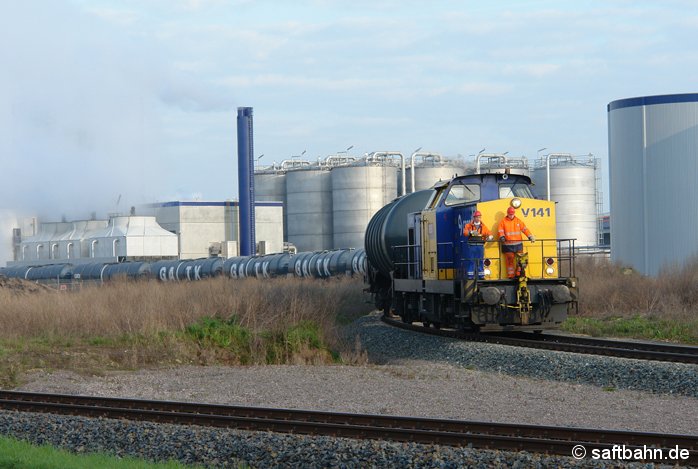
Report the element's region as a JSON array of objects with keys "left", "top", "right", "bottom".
[{"left": 608, "top": 93, "right": 698, "bottom": 275}]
